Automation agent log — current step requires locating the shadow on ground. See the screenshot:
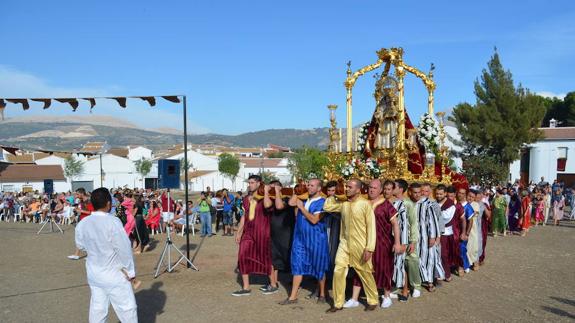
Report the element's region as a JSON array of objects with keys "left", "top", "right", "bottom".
[{"left": 136, "top": 282, "right": 167, "bottom": 323}]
